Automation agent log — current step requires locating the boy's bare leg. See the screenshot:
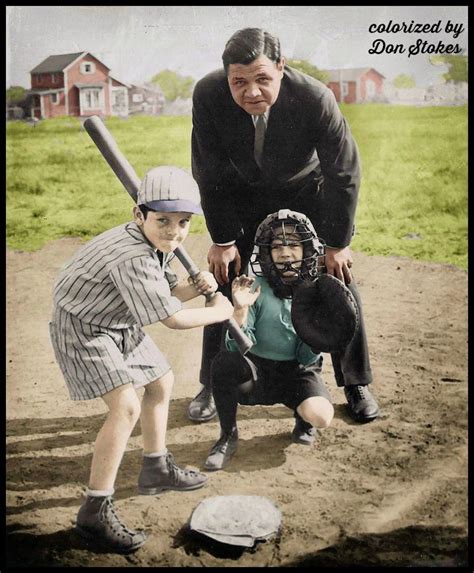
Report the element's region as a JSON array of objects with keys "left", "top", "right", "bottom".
[
  {"left": 88, "top": 383, "right": 141, "bottom": 491},
  {"left": 76, "top": 383, "right": 147, "bottom": 553},
  {"left": 138, "top": 370, "right": 208, "bottom": 495},
  {"left": 140, "top": 370, "right": 174, "bottom": 453},
  {"left": 296, "top": 396, "right": 334, "bottom": 430}
]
